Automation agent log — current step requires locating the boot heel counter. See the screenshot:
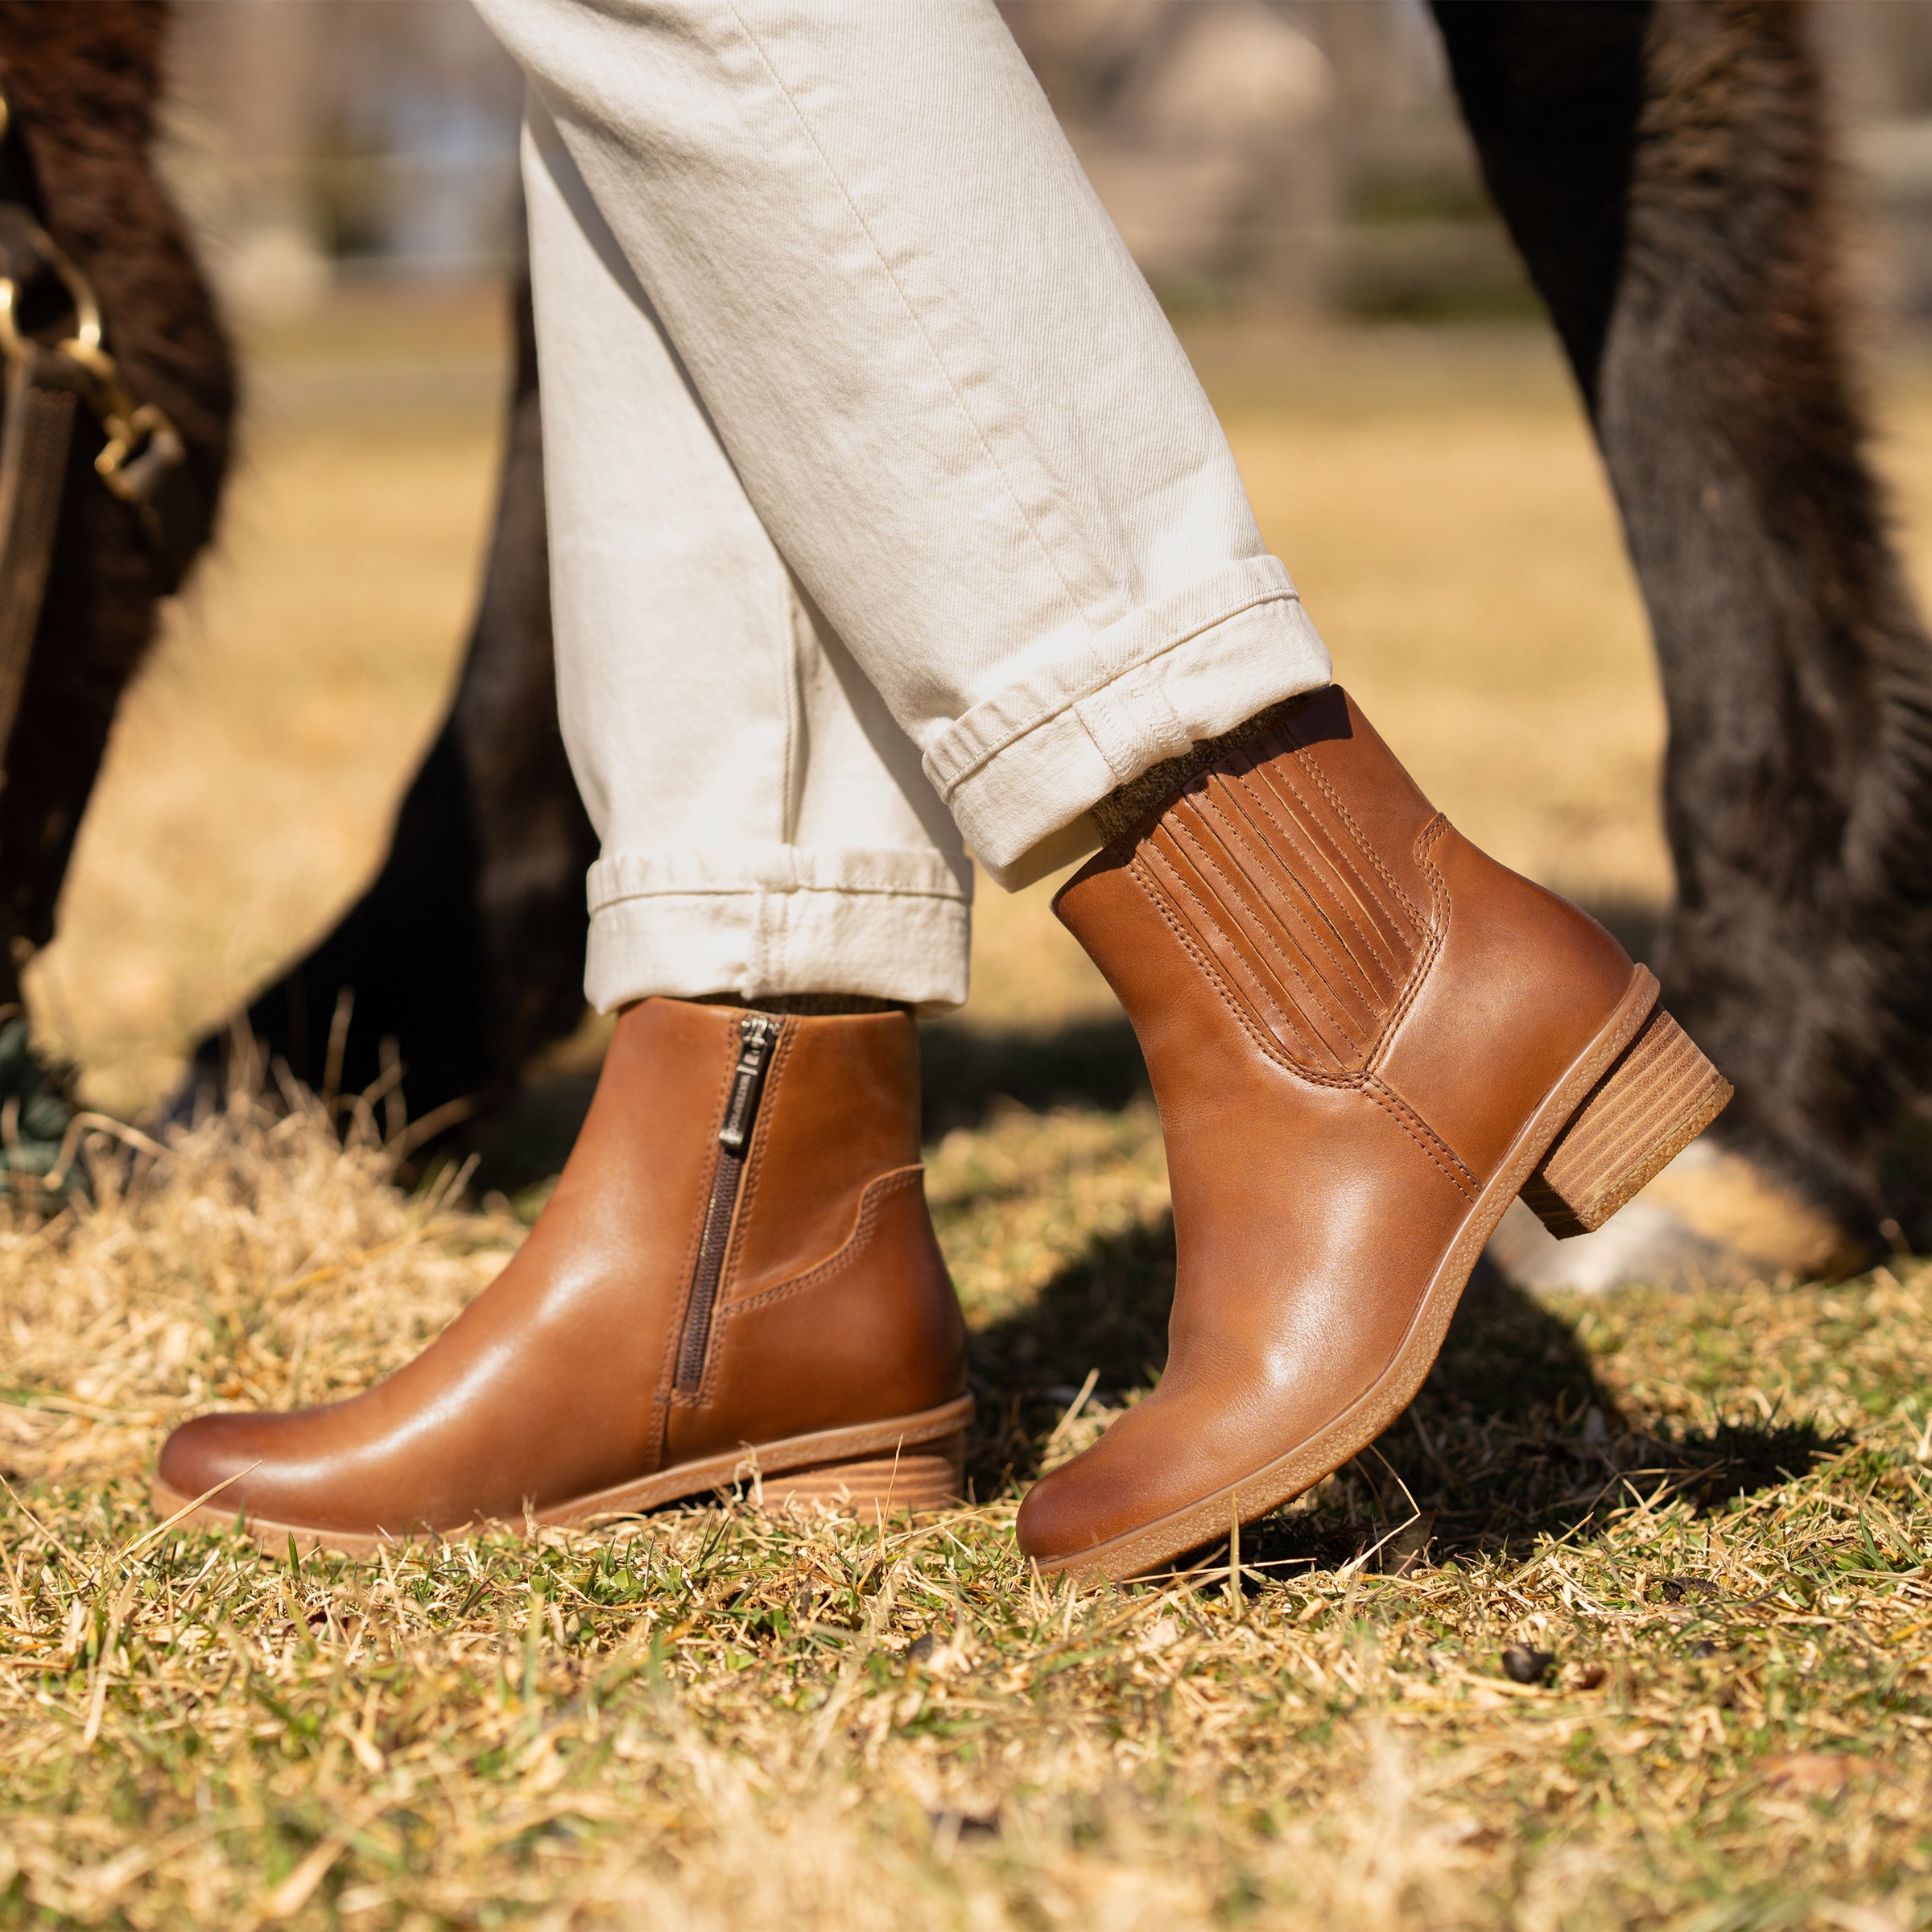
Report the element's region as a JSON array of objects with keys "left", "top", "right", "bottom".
[
  {"left": 923, "top": 1191, "right": 972, "bottom": 1401},
  {"left": 837, "top": 1164, "right": 968, "bottom": 1405},
  {"left": 1377, "top": 826, "right": 1640, "bottom": 1185},
  {"left": 667, "top": 1167, "right": 966, "bottom": 1462}
]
